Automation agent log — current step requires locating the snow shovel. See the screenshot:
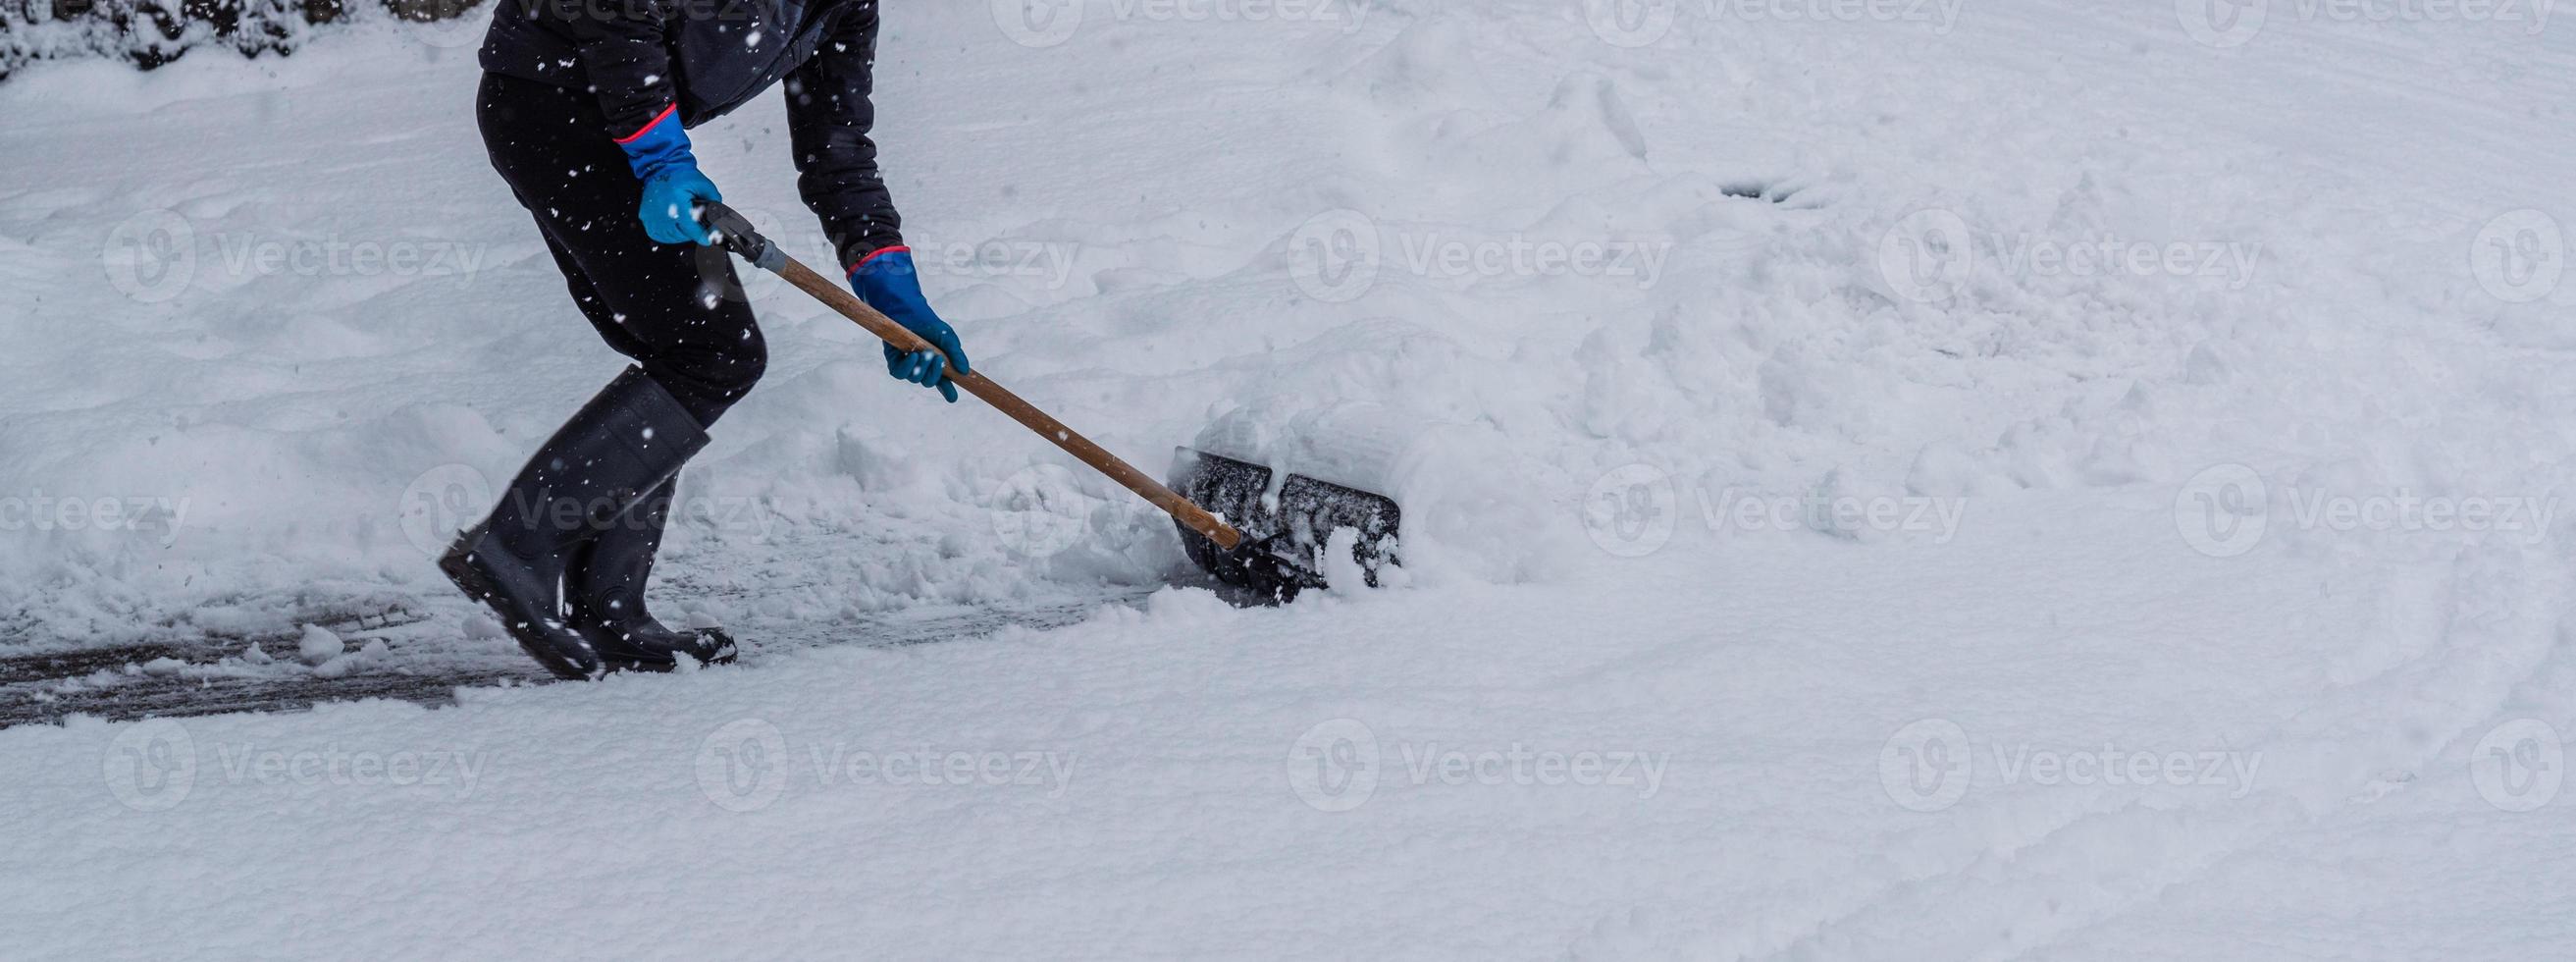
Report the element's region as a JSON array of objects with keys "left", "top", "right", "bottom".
[{"left": 698, "top": 202, "right": 1398, "bottom": 600}]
